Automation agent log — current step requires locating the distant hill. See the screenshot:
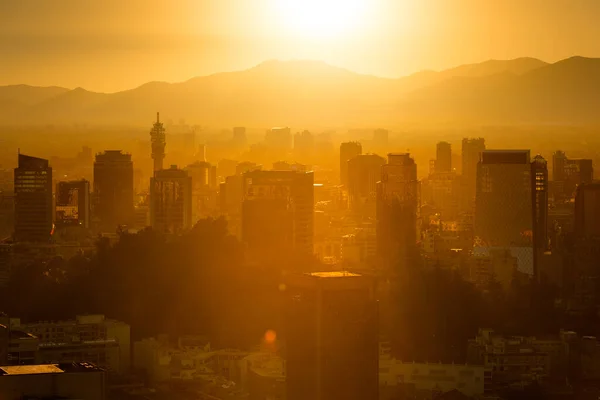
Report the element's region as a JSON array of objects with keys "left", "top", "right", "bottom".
[{"left": 3, "top": 56, "right": 600, "bottom": 126}]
